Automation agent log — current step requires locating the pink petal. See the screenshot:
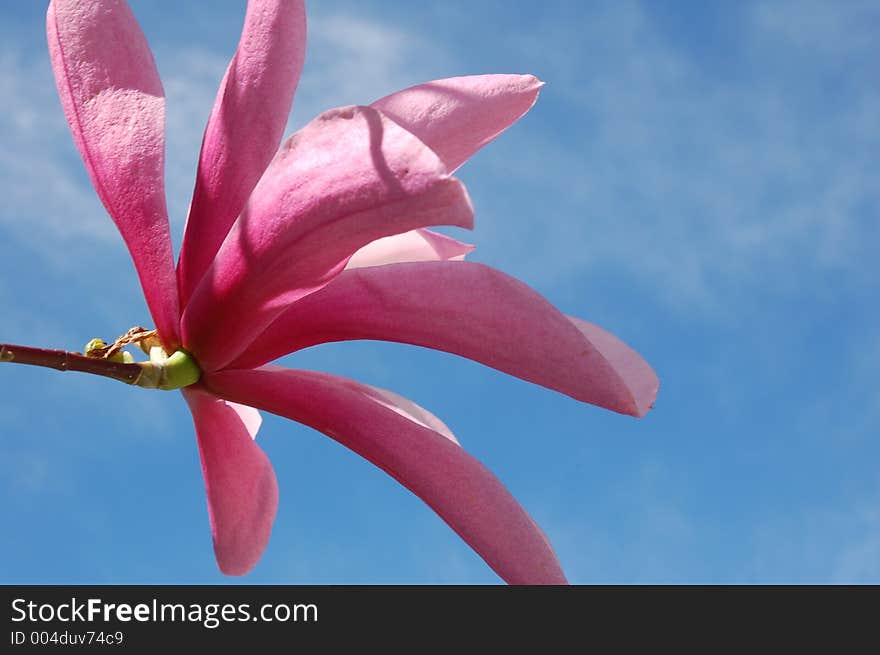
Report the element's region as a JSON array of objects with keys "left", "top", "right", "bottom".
[
  {"left": 182, "top": 388, "right": 278, "bottom": 576},
  {"left": 371, "top": 74, "right": 544, "bottom": 173},
  {"left": 204, "top": 367, "right": 567, "bottom": 584},
  {"left": 226, "top": 401, "right": 263, "bottom": 439},
  {"left": 345, "top": 229, "right": 474, "bottom": 270},
  {"left": 177, "top": 0, "right": 307, "bottom": 305},
  {"left": 362, "top": 383, "right": 459, "bottom": 445},
  {"left": 232, "top": 261, "right": 658, "bottom": 417},
  {"left": 47, "top": 0, "right": 180, "bottom": 347},
  {"left": 182, "top": 106, "right": 474, "bottom": 372},
  {"left": 566, "top": 316, "right": 659, "bottom": 419}
]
